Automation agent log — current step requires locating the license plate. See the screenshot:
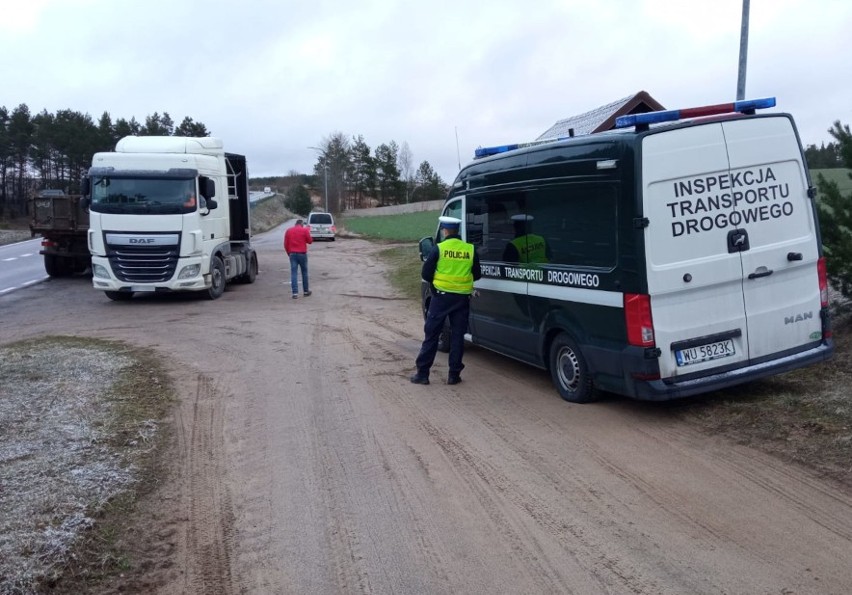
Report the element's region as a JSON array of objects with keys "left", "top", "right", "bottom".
[
  {"left": 675, "top": 339, "right": 735, "bottom": 367},
  {"left": 131, "top": 285, "right": 155, "bottom": 292}
]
